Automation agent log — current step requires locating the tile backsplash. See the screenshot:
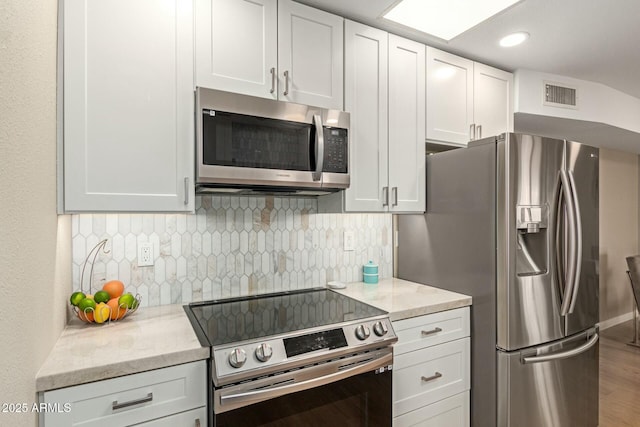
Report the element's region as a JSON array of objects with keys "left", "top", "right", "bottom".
[{"left": 71, "top": 196, "right": 392, "bottom": 306}]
